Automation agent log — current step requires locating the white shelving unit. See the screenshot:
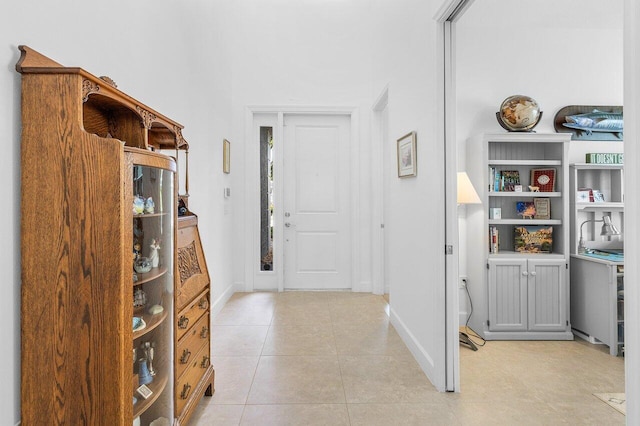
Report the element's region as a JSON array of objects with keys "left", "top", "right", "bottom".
[
  {"left": 569, "top": 164, "right": 624, "bottom": 254},
  {"left": 569, "top": 163, "right": 624, "bottom": 355},
  {"left": 467, "top": 133, "right": 573, "bottom": 340}
]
